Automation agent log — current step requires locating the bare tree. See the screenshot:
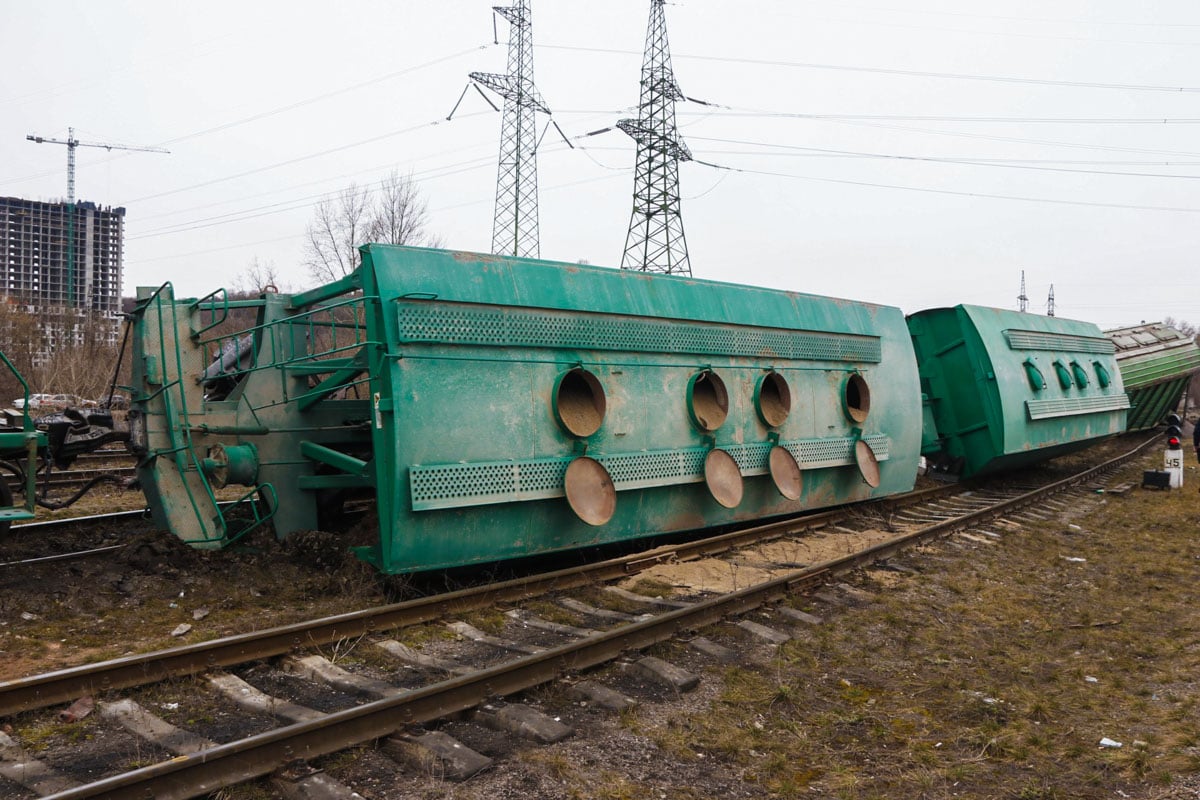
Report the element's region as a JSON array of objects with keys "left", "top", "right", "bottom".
[
  {"left": 1162, "top": 316, "right": 1197, "bottom": 337},
  {"left": 0, "top": 304, "right": 123, "bottom": 403},
  {"left": 303, "top": 172, "right": 440, "bottom": 284},
  {"left": 304, "top": 184, "right": 373, "bottom": 283},
  {"left": 367, "top": 170, "right": 443, "bottom": 249},
  {"left": 232, "top": 257, "right": 287, "bottom": 297}
]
